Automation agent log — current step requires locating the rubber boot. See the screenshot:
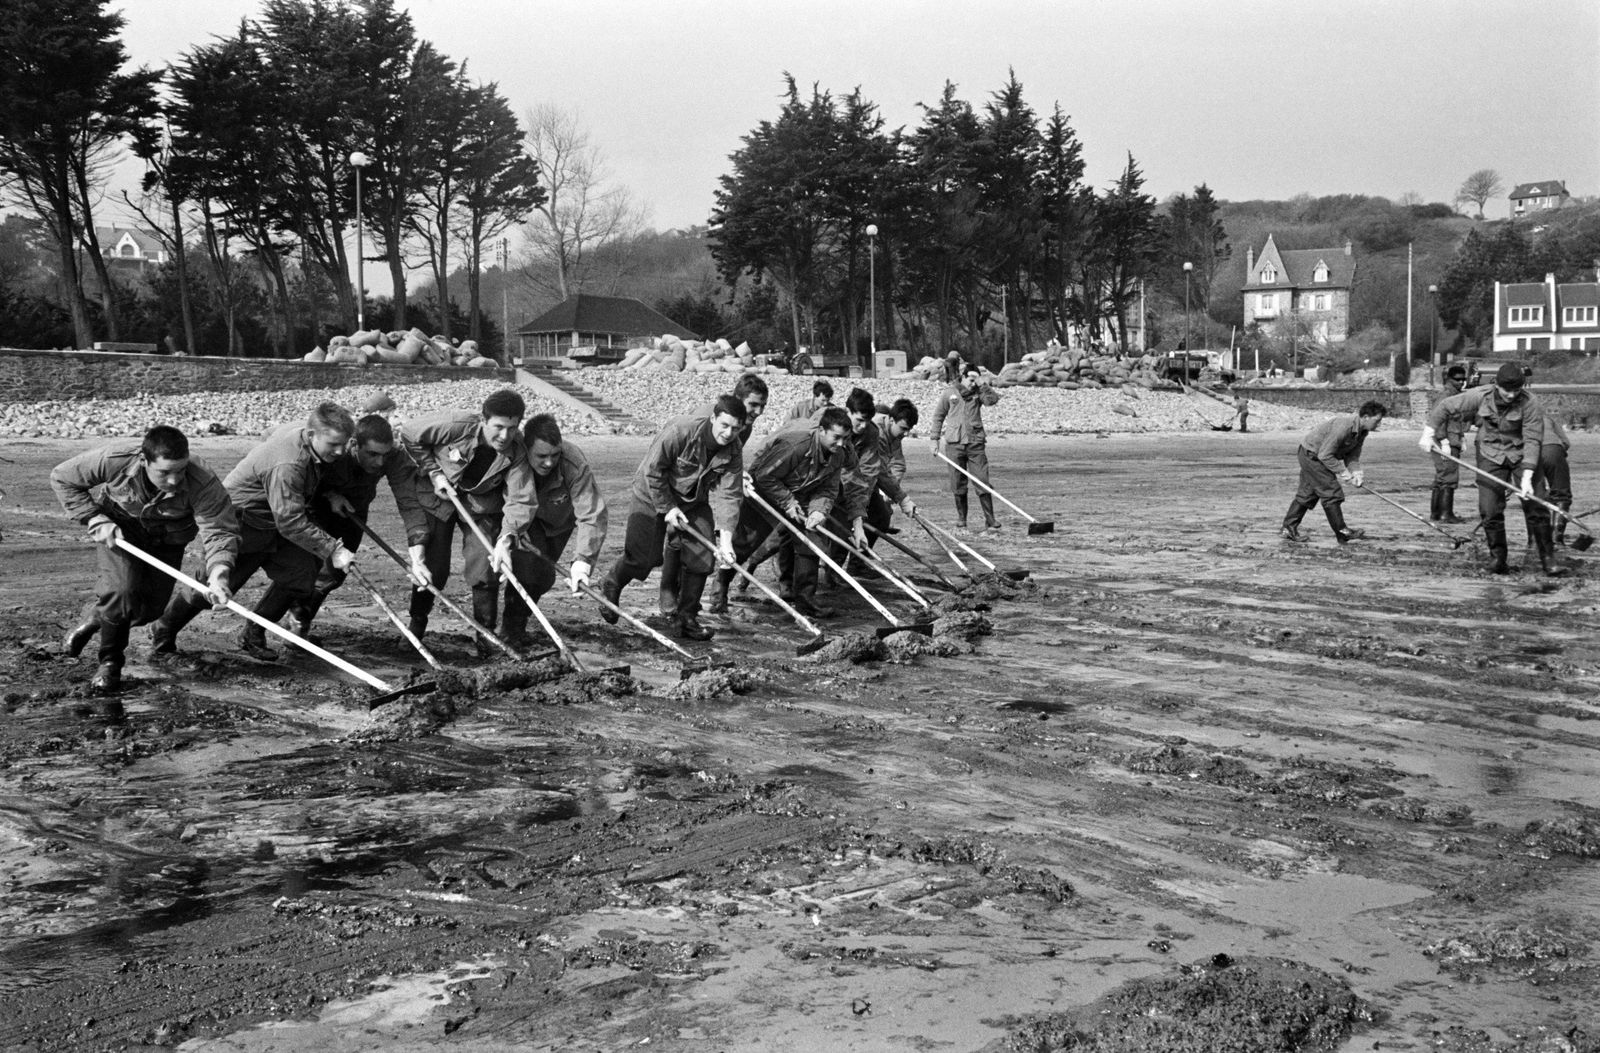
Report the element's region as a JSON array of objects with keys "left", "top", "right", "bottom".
[
  {"left": 501, "top": 607, "right": 533, "bottom": 652},
  {"left": 1443, "top": 488, "right": 1465, "bottom": 524},
  {"left": 673, "top": 571, "right": 714, "bottom": 641},
  {"left": 241, "top": 586, "right": 300, "bottom": 660},
  {"left": 979, "top": 493, "right": 1000, "bottom": 530},
  {"left": 1429, "top": 487, "right": 1443, "bottom": 522},
  {"left": 597, "top": 564, "right": 623, "bottom": 624},
  {"left": 1554, "top": 500, "right": 1571, "bottom": 546},
  {"left": 1325, "top": 502, "right": 1364, "bottom": 544},
  {"left": 64, "top": 617, "right": 100, "bottom": 658},
  {"left": 1536, "top": 525, "right": 1568, "bottom": 577},
  {"left": 93, "top": 622, "right": 131, "bottom": 700},
  {"left": 149, "top": 590, "right": 208, "bottom": 656},
  {"left": 791, "top": 551, "right": 835, "bottom": 619},
  {"left": 658, "top": 545, "right": 682, "bottom": 618},
  {"left": 290, "top": 591, "right": 327, "bottom": 639},
  {"left": 97, "top": 620, "right": 131, "bottom": 669},
  {"left": 1485, "top": 521, "right": 1510, "bottom": 574},
  {"left": 706, "top": 568, "right": 733, "bottom": 614},
  {"left": 954, "top": 494, "right": 969, "bottom": 531}
]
